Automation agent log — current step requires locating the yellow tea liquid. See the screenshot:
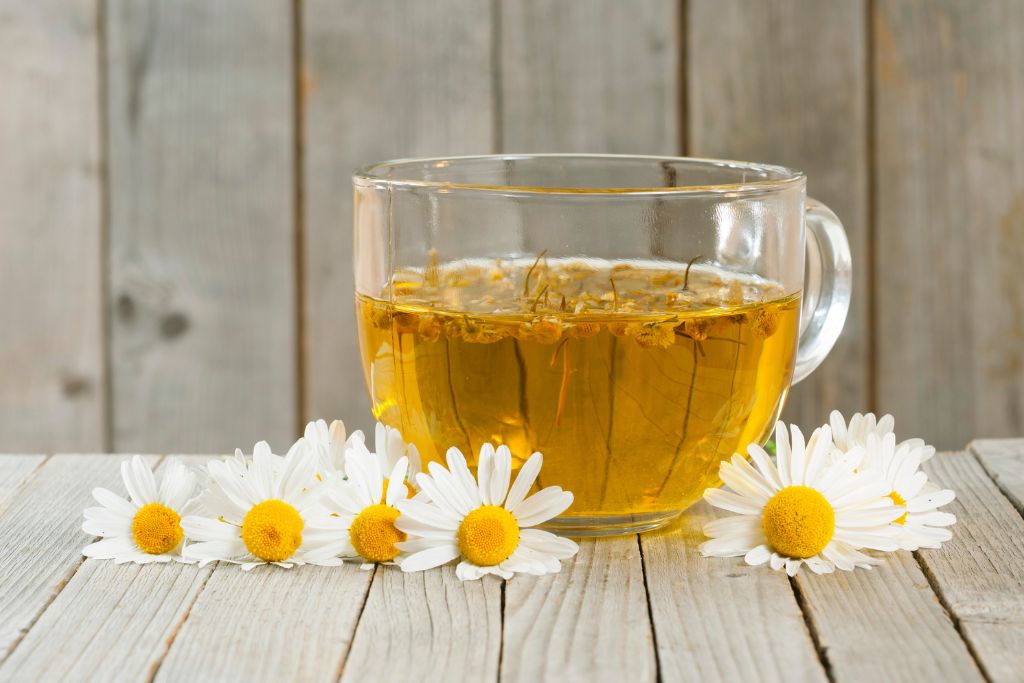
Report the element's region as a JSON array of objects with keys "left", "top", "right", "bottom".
[{"left": 356, "top": 256, "right": 799, "bottom": 526}]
